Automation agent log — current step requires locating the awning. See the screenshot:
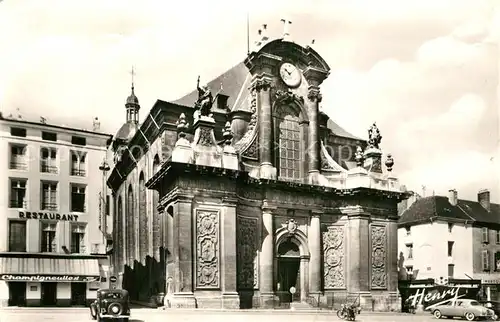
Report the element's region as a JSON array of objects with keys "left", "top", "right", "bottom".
[{"left": 0, "top": 256, "right": 100, "bottom": 282}]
